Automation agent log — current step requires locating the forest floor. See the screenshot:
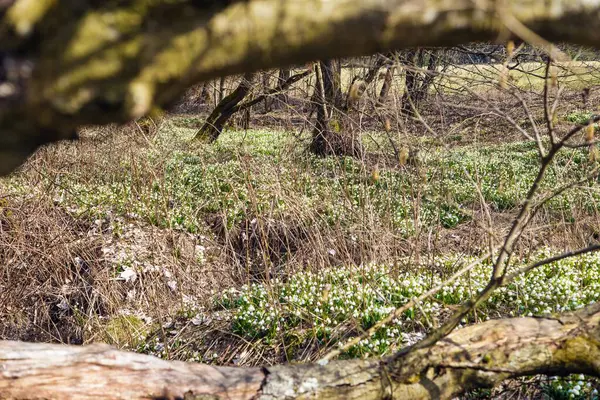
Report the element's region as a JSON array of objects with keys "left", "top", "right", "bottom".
[{"left": 3, "top": 87, "right": 600, "bottom": 398}]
